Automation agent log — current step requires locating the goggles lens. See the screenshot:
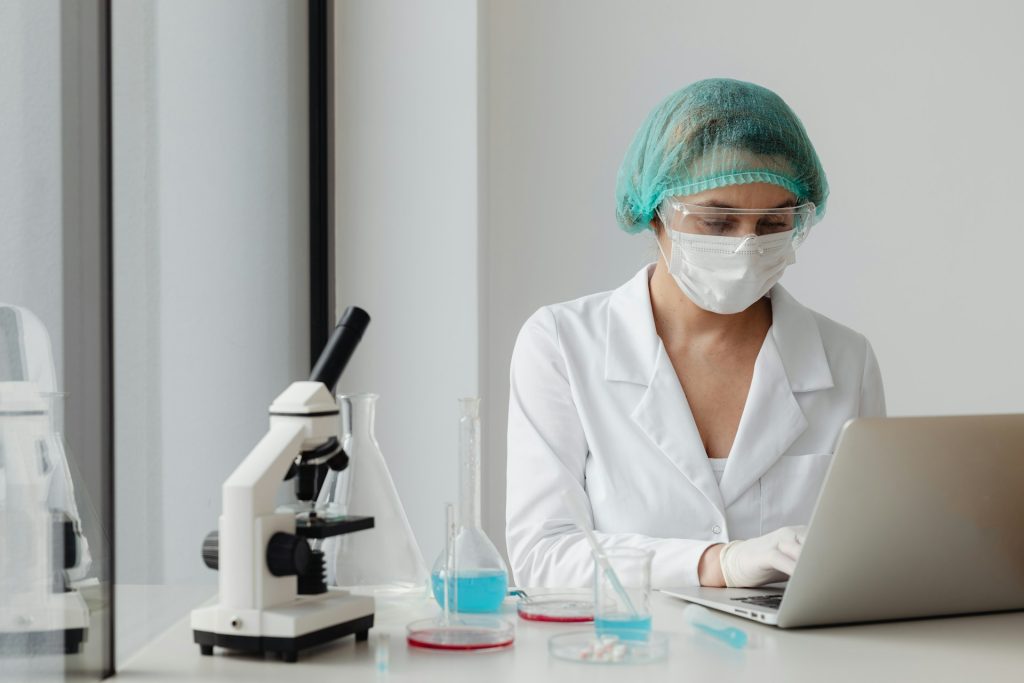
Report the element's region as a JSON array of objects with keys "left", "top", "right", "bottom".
[{"left": 659, "top": 200, "right": 816, "bottom": 244}]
